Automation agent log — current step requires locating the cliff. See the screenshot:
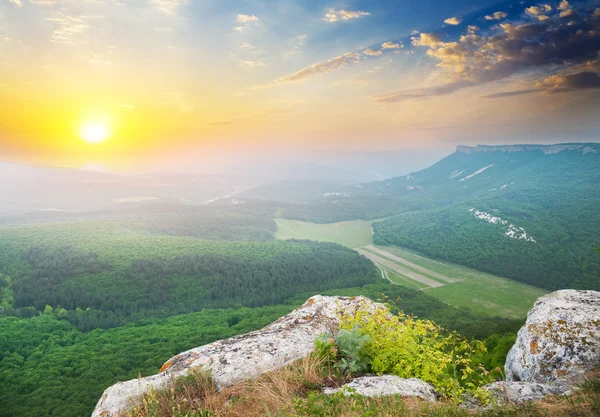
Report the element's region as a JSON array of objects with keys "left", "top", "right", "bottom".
[{"left": 456, "top": 143, "right": 599, "bottom": 154}]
